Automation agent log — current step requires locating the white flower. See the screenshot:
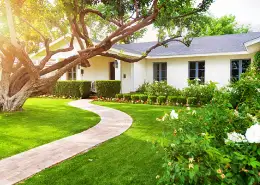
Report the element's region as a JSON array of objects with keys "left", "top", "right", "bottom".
[
  {"left": 247, "top": 113, "right": 258, "bottom": 124},
  {"left": 234, "top": 110, "right": 239, "bottom": 117},
  {"left": 162, "top": 113, "right": 169, "bottom": 121},
  {"left": 225, "top": 132, "right": 247, "bottom": 143},
  {"left": 170, "top": 110, "right": 178, "bottom": 119},
  {"left": 245, "top": 124, "right": 260, "bottom": 143},
  {"left": 186, "top": 107, "right": 191, "bottom": 111}
]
